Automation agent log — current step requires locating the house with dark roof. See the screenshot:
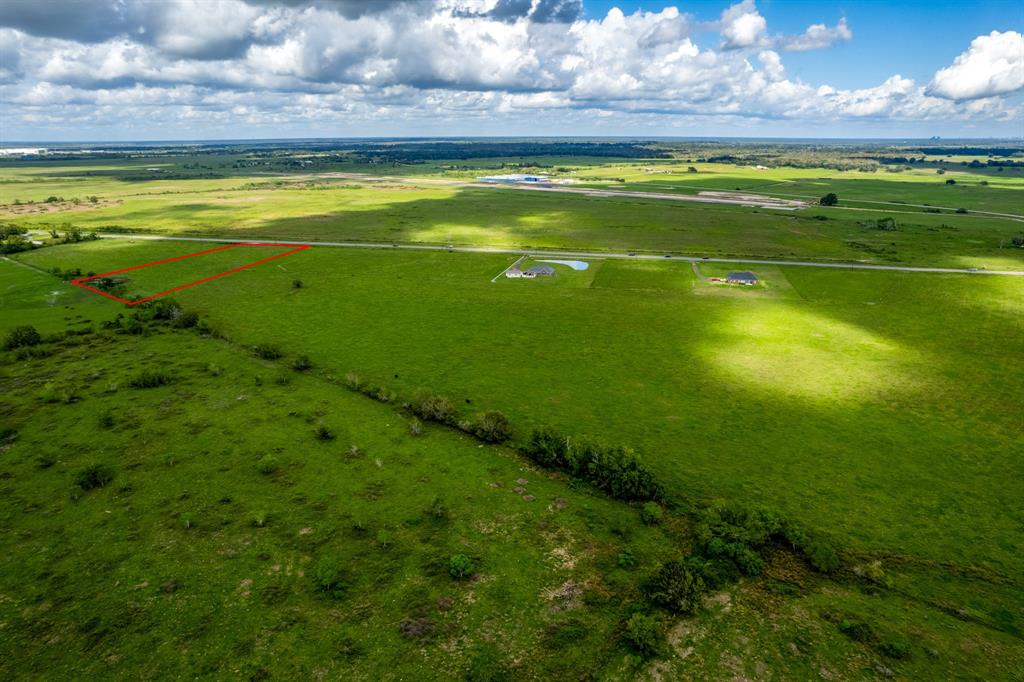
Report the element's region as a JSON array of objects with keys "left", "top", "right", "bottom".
[
  {"left": 524, "top": 265, "right": 555, "bottom": 278},
  {"left": 726, "top": 271, "right": 758, "bottom": 285}
]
